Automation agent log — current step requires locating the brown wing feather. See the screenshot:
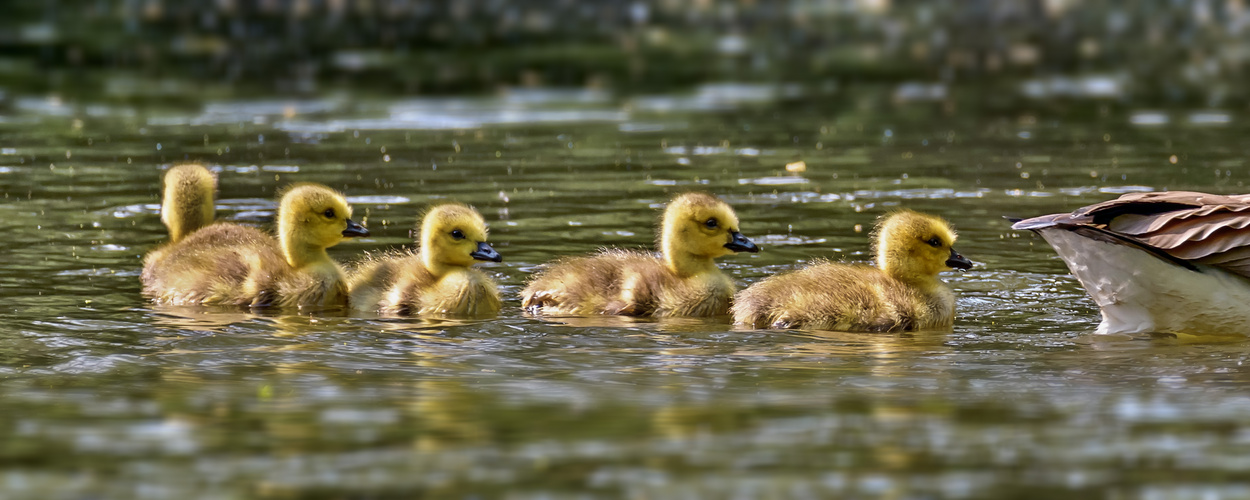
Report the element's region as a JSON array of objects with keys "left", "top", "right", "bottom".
[
  {"left": 1073, "top": 191, "right": 1250, "bottom": 222},
  {"left": 1111, "top": 208, "right": 1250, "bottom": 243},
  {"left": 1197, "top": 247, "right": 1250, "bottom": 277},
  {"left": 1013, "top": 191, "right": 1250, "bottom": 279}
]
